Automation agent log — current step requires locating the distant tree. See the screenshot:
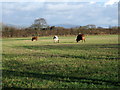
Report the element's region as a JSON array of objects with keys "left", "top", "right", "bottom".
[
  {"left": 97, "top": 26, "right": 103, "bottom": 29},
  {"left": 86, "top": 24, "right": 96, "bottom": 29},
  {"left": 111, "top": 26, "right": 118, "bottom": 29},
  {"left": 30, "top": 18, "right": 48, "bottom": 30},
  {"left": 80, "top": 26, "right": 88, "bottom": 30}
]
